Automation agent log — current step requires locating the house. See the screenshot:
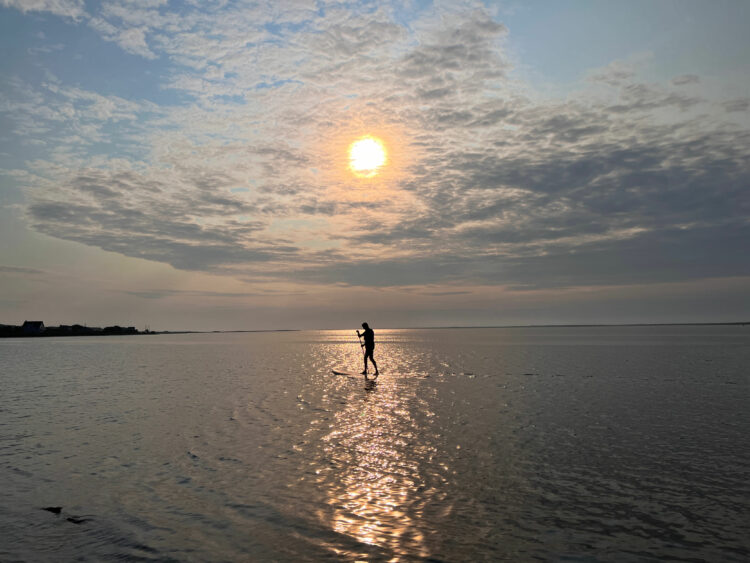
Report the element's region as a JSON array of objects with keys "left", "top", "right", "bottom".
[{"left": 22, "top": 321, "right": 45, "bottom": 335}]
